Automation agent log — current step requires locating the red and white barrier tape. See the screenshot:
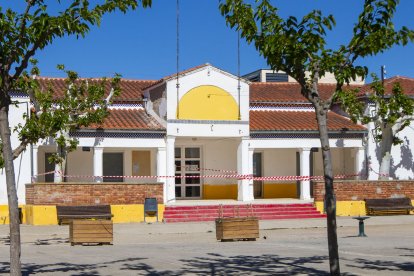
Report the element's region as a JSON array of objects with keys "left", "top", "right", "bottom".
[{"left": 33, "top": 171, "right": 363, "bottom": 182}]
